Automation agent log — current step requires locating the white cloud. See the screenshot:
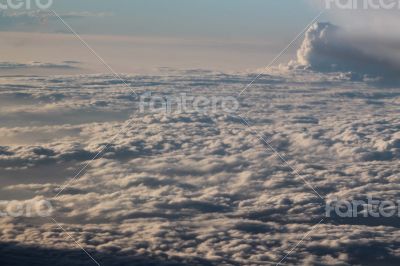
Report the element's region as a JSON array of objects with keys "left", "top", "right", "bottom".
[
  {"left": 0, "top": 70, "right": 399, "bottom": 265},
  {"left": 291, "top": 22, "right": 400, "bottom": 82}
]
